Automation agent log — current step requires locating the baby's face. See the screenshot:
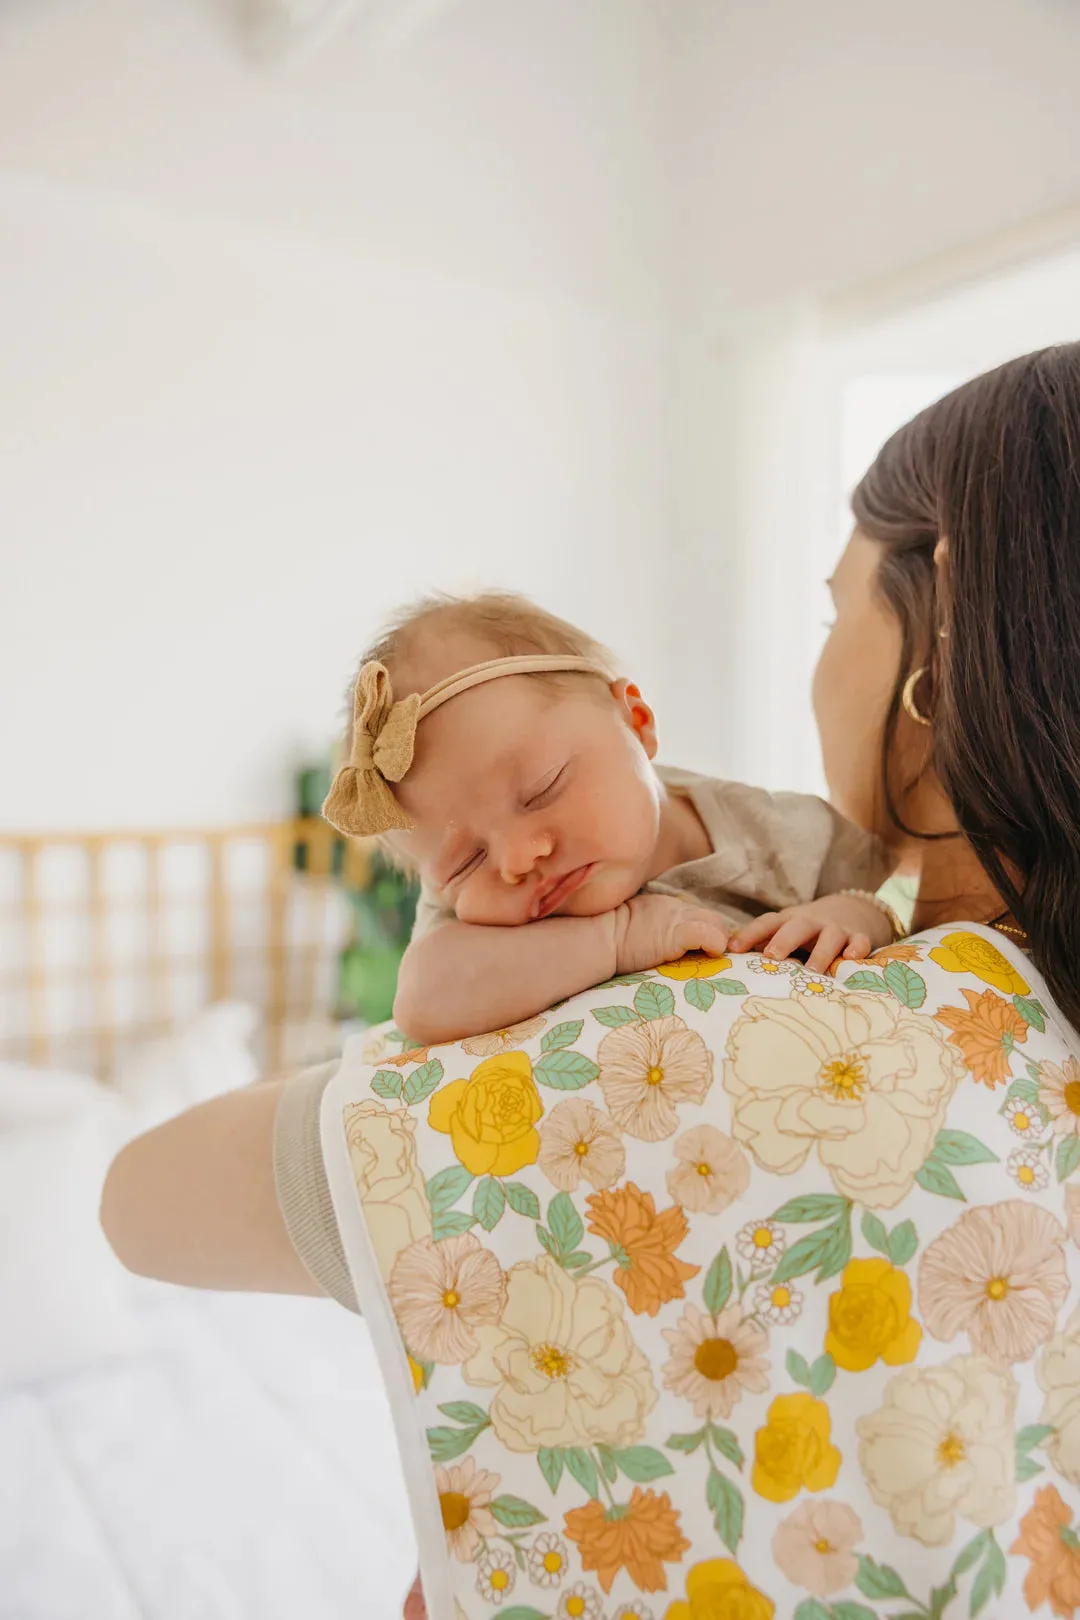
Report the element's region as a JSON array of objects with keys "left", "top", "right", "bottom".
[{"left": 393, "top": 675, "right": 663, "bottom": 926}]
